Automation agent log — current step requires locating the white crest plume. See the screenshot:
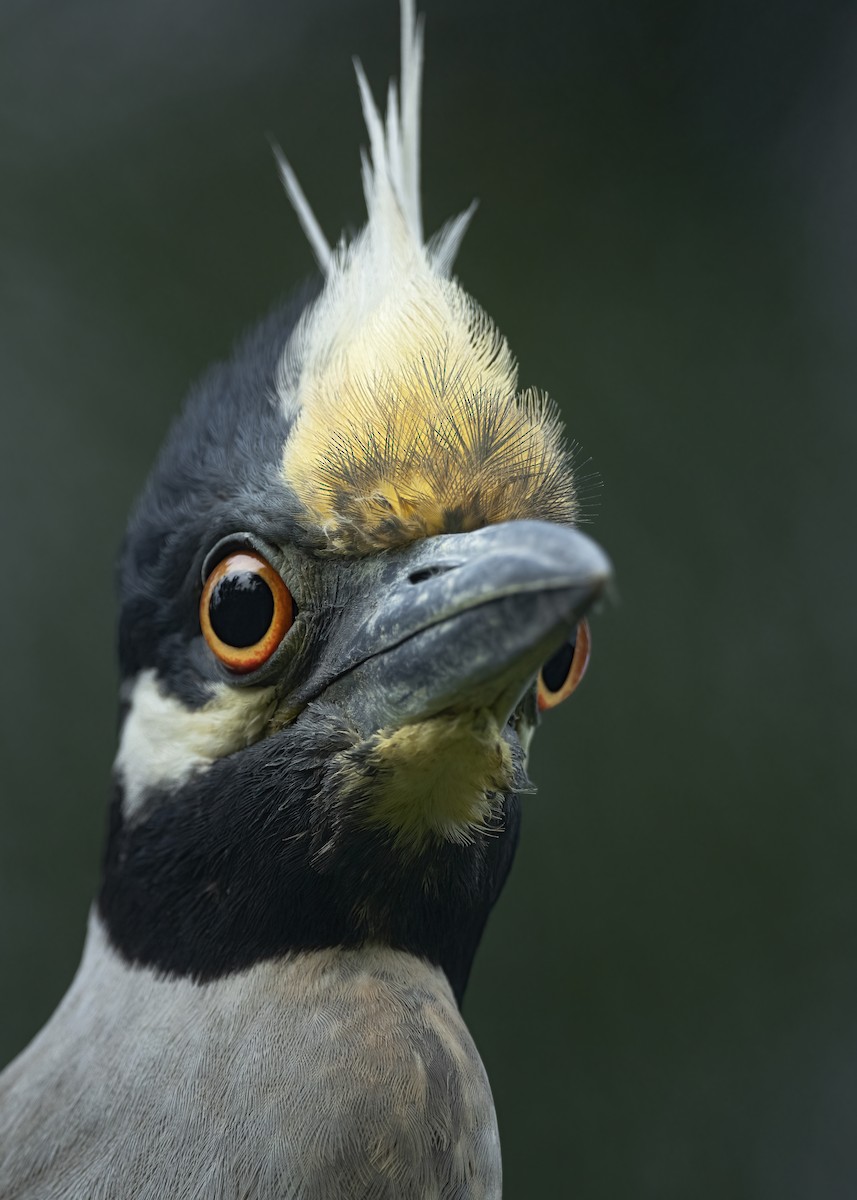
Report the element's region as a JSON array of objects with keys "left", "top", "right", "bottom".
[{"left": 273, "top": 0, "right": 475, "bottom": 285}]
